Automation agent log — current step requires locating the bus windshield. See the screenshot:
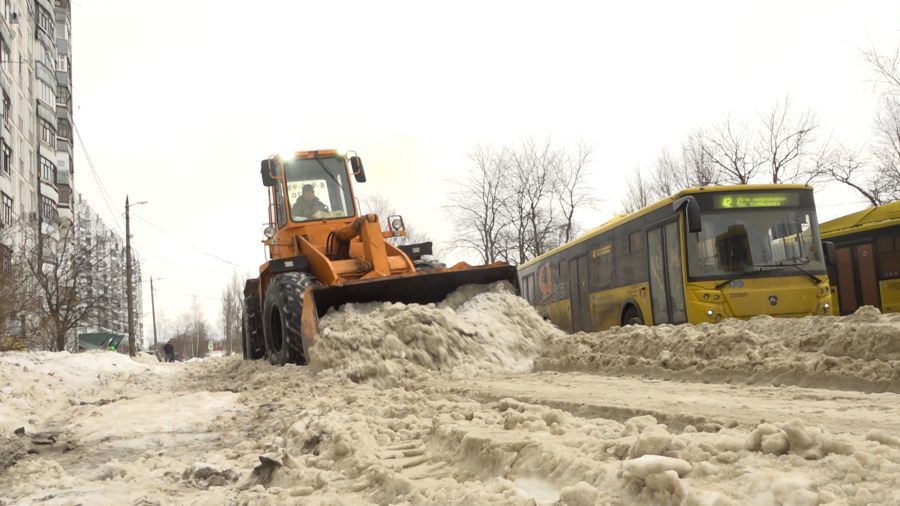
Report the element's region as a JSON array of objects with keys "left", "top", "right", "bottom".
[
  {"left": 282, "top": 157, "right": 355, "bottom": 222},
  {"left": 686, "top": 207, "right": 826, "bottom": 279}
]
